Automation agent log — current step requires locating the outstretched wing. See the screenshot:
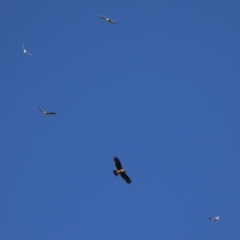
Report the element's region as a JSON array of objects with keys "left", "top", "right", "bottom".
[
  {"left": 27, "top": 52, "right": 33, "bottom": 56},
  {"left": 99, "top": 15, "right": 106, "bottom": 20},
  {"left": 38, "top": 108, "right": 44, "bottom": 113},
  {"left": 114, "top": 157, "right": 122, "bottom": 170},
  {"left": 120, "top": 172, "right": 131, "bottom": 184},
  {"left": 109, "top": 19, "right": 117, "bottom": 24},
  {"left": 47, "top": 112, "right": 56, "bottom": 115}
]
